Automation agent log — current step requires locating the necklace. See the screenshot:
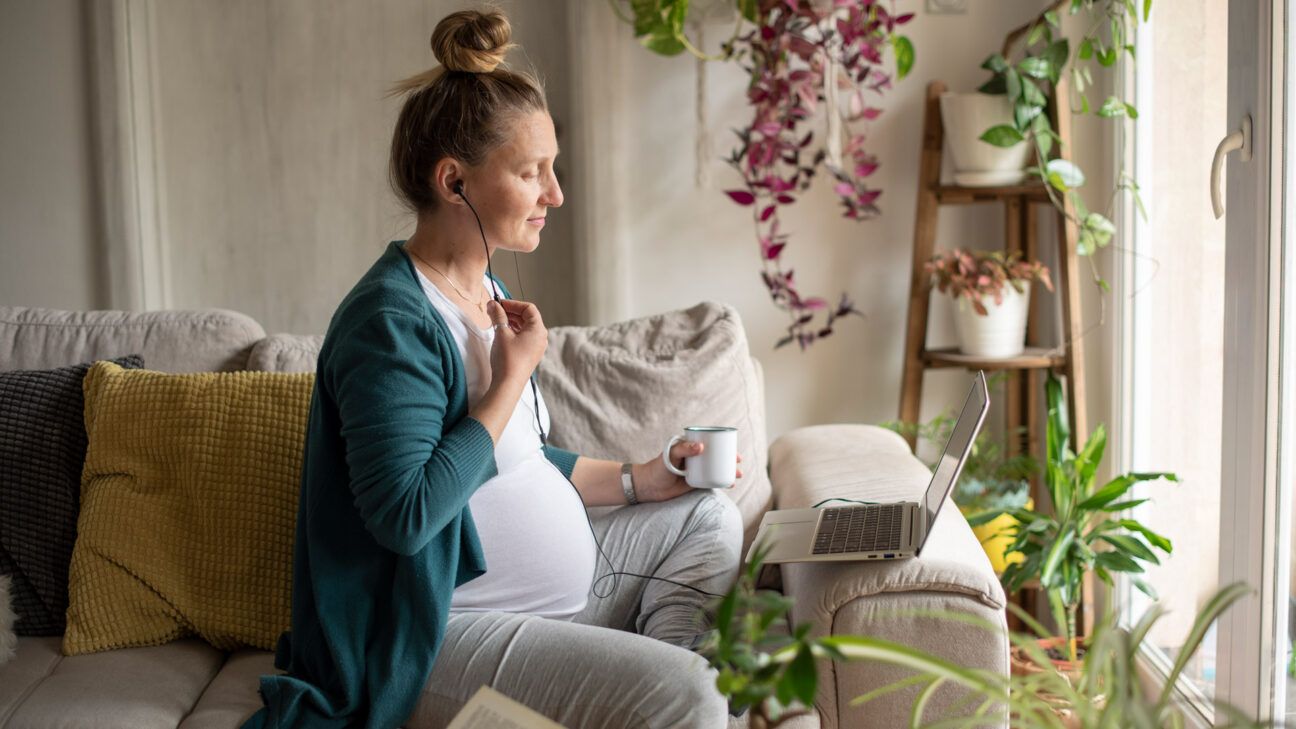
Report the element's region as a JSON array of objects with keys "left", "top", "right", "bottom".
[{"left": 408, "top": 247, "right": 487, "bottom": 312}]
